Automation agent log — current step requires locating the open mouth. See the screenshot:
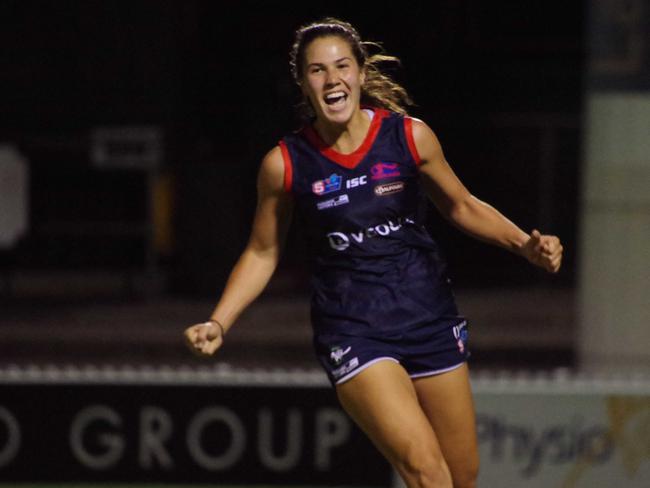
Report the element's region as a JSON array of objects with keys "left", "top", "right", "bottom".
[{"left": 323, "top": 91, "right": 348, "bottom": 108}]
